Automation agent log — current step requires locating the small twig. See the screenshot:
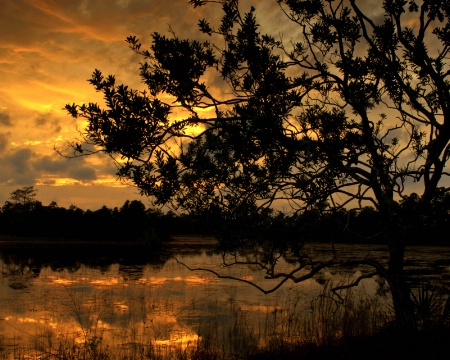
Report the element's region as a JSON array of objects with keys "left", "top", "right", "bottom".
[{"left": 331, "top": 271, "right": 379, "bottom": 302}]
